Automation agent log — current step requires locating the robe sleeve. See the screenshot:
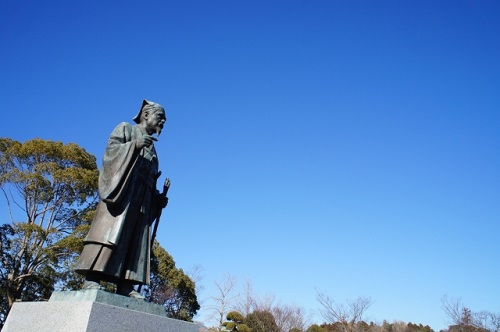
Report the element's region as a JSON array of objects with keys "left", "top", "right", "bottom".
[{"left": 98, "top": 122, "right": 139, "bottom": 204}]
